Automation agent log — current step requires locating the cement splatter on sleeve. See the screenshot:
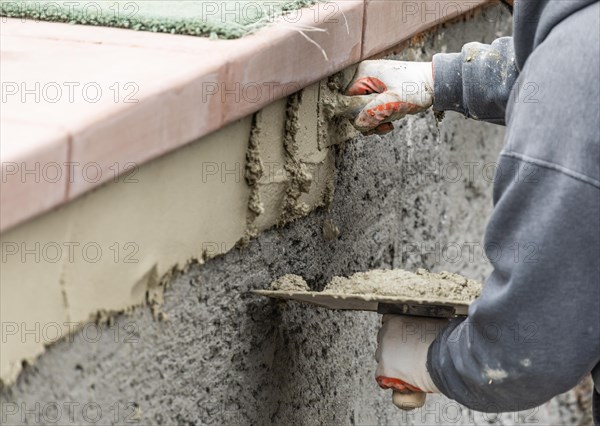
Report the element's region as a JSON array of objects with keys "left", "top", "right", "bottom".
[{"left": 432, "top": 37, "right": 518, "bottom": 125}]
